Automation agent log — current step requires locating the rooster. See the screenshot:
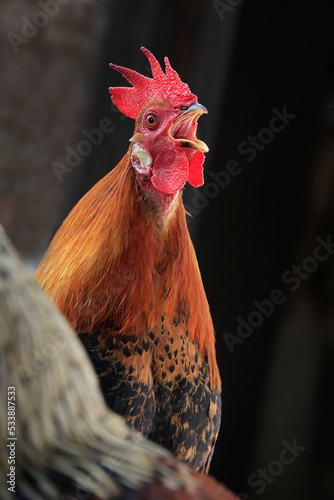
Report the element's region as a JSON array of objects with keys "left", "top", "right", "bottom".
[
  {"left": 0, "top": 225, "right": 237, "bottom": 500},
  {"left": 35, "top": 47, "right": 221, "bottom": 473}
]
